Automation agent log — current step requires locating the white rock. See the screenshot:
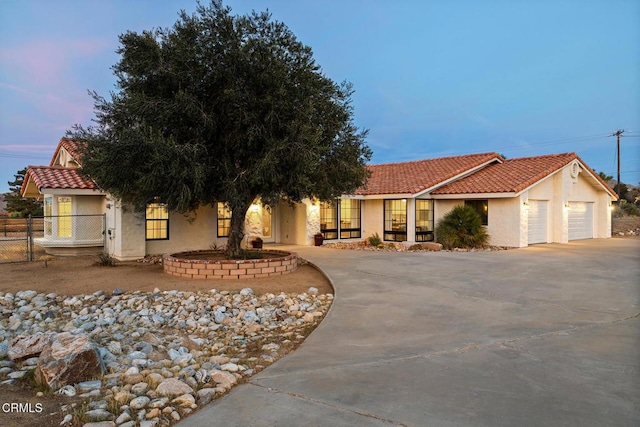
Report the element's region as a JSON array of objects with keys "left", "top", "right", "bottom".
[
  {"left": 129, "top": 396, "right": 150, "bottom": 410},
  {"left": 156, "top": 378, "right": 194, "bottom": 397}
]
